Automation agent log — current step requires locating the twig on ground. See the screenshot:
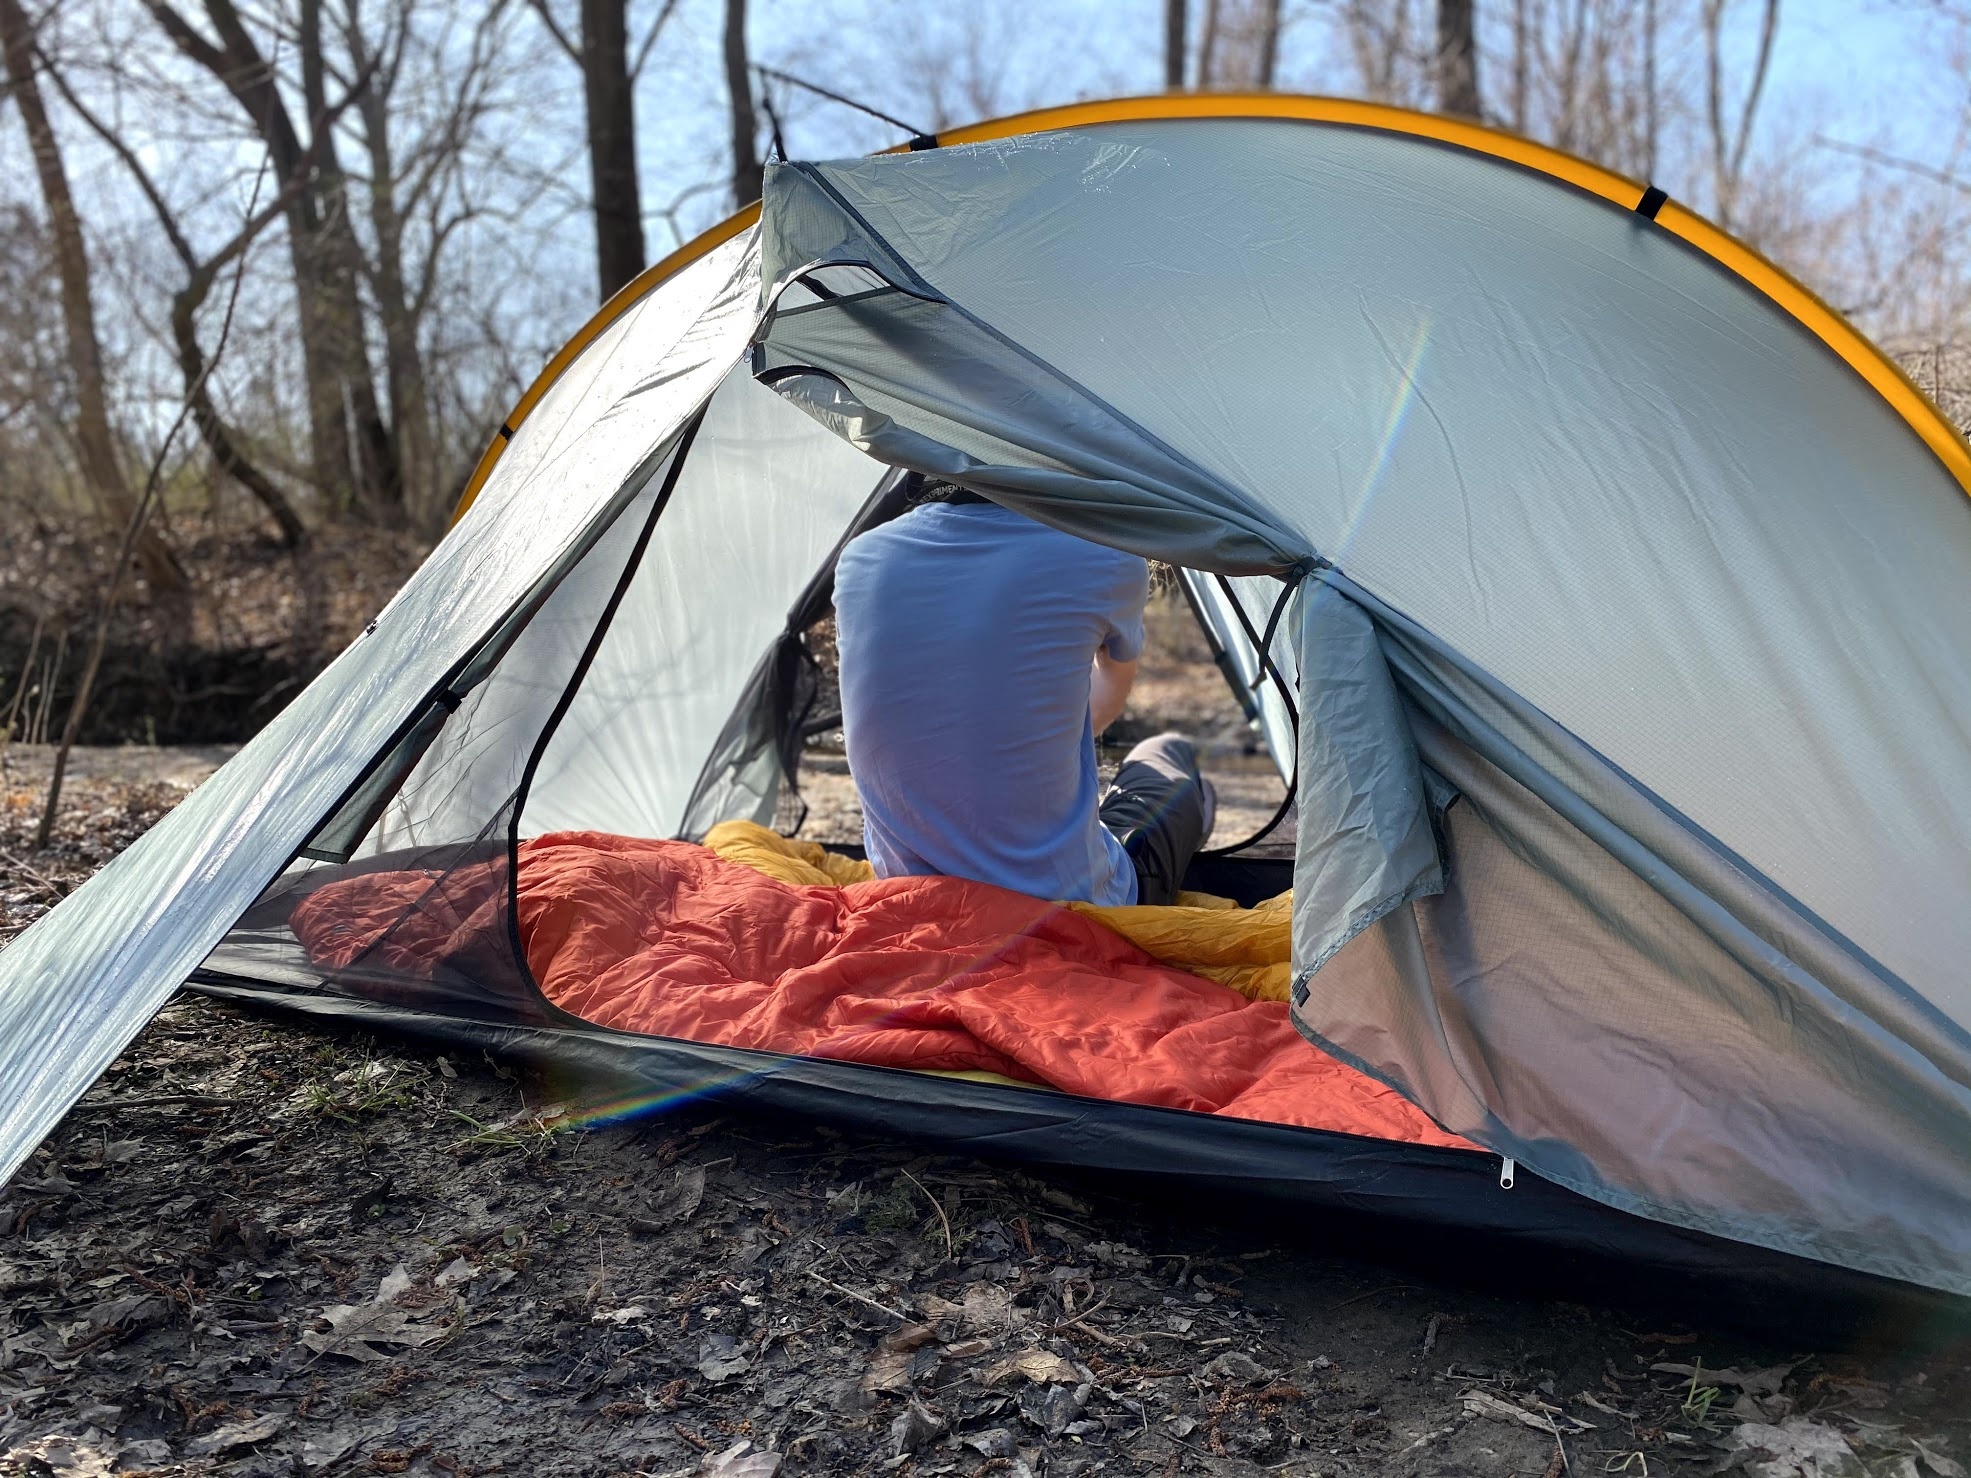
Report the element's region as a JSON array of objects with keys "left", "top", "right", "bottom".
[
  {"left": 0, "top": 847, "right": 66, "bottom": 897},
  {"left": 1544, "top": 1407, "right": 1573, "bottom": 1477},
  {"left": 1051, "top": 1293, "right": 1111, "bottom": 1331},
  {"left": 803, "top": 1269, "right": 909, "bottom": 1322},
  {"left": 900, "top": 1167, "right": 953, "bottom": 1260},
  {"left": 1334, "top": 1284, "right": 1419, "bottom": 1309}
]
